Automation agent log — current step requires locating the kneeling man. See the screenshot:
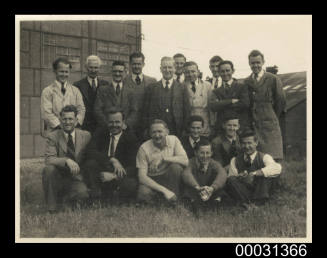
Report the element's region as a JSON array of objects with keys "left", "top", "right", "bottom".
[
  {"left": 42, "top": 105, "right": 91, "bottom": 213},
  {"left": 136, "top": 119, "right": 189, "bottom": 204}
]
